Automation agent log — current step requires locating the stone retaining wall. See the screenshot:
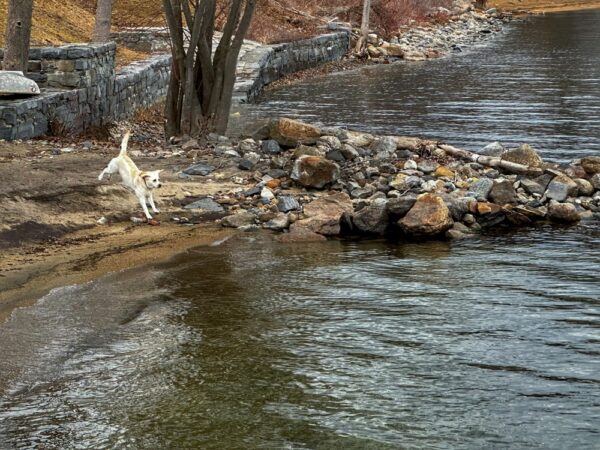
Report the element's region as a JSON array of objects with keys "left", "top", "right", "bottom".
[{"left": 0, "top": 31, "right": 349, "bottom": 140}]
